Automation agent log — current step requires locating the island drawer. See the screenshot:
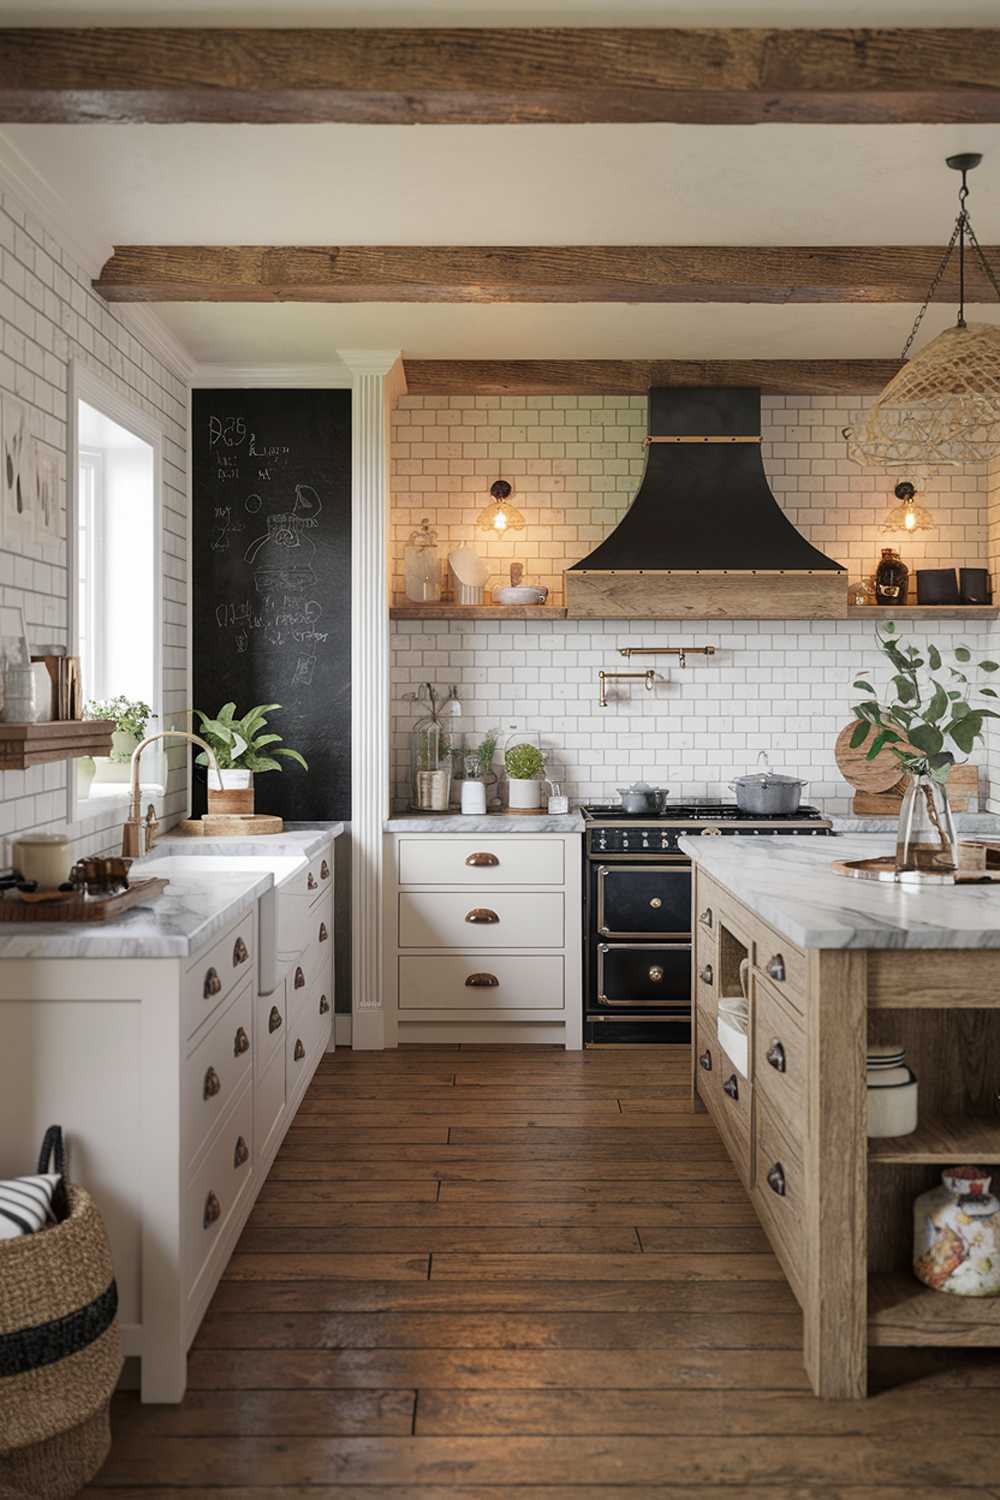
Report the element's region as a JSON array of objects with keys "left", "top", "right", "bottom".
[
  {"left": 752, "top": 920, "right": 808, "bottom": 1012},
  {"left": 184, "top": 977, "right": 254, "bottom": 1168},
  {"left": 398, "top": 890, "right": 564, "bottom": 949},
  {"left": 398, "top": 837, "right": 565, "bottom": 887},
  {"left": 399, "top": 954, "right": 564, "bottom": 1011},
  {"left": 752, "top": 1095, "right": 805, "bottom": 1303},
  {"left": 695, "top": 1015, "right": 752, "bottom": 1189},
  {"left": 753, "top": 972, "right": 808, "bottom": 1143},
  {"left": 183, "top": 910, "right": 255, "bottom": 1040}
]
